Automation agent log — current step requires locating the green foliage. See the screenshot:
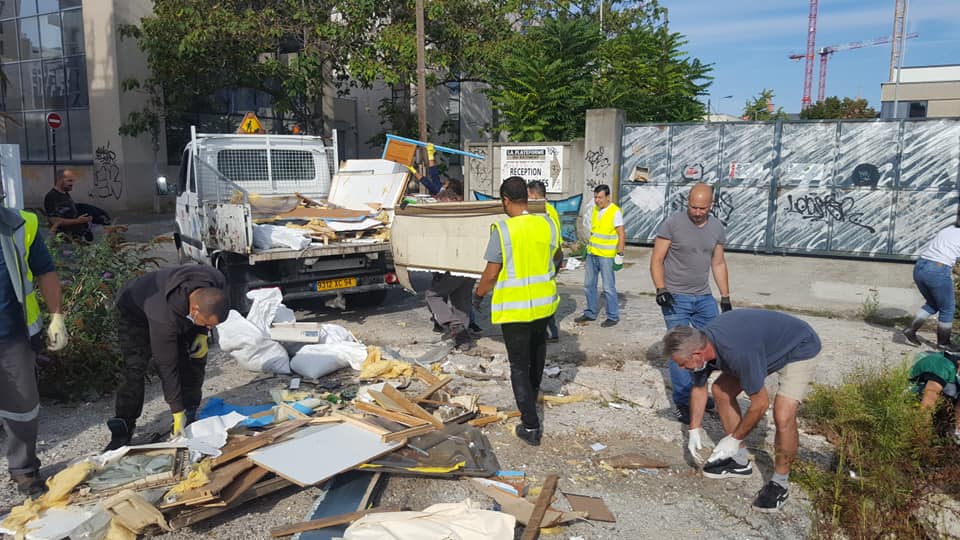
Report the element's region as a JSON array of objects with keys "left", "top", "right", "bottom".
[
  {"left": 795, "top": 365, "right": 960, "bottom": 538},
  {"left": 801, "top": 96, "right": 878, "bottom": 120},
  {"left": 37, "top": 229, "right": 159, "bottom": 401},
  {"left": 741, "top": 89, "right": 788, "bottom": 121}
]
